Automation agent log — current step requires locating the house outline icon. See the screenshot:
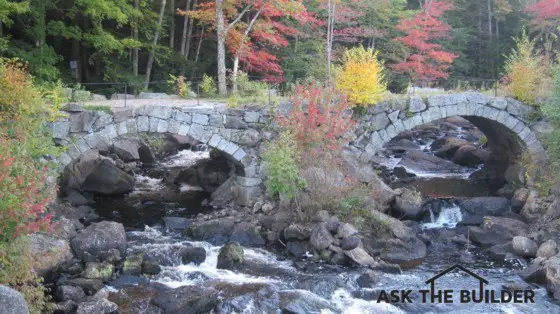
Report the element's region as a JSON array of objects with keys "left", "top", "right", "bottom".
[{"left": 425, "top": 264, "right": 489, "bottom": 298}]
